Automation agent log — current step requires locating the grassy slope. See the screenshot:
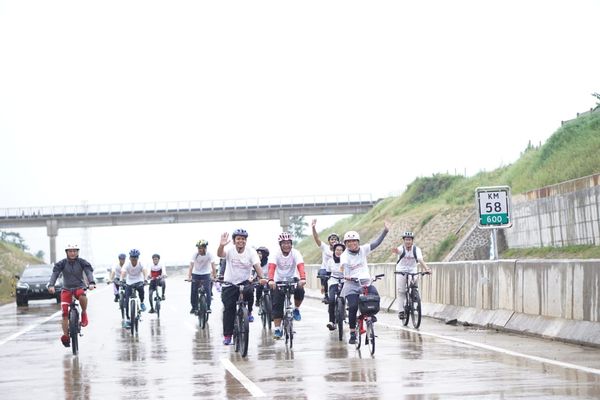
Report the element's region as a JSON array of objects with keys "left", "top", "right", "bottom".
[
  {"left": 0, "top": 241, "right": 43, "bottom": 304},
  {"left": 297, "top": 111, "right": 600, "bottom": 263}
]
